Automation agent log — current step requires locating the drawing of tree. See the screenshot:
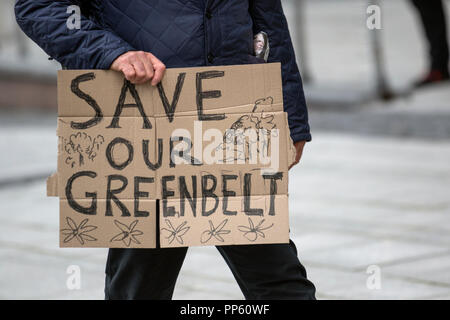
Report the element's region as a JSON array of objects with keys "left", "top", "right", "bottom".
[
  {"left": 63, "top": 132, "right": 105, "bottom": 167},
  {"left": 219, "top": 96, "right": 277, "bottom": 162}
]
